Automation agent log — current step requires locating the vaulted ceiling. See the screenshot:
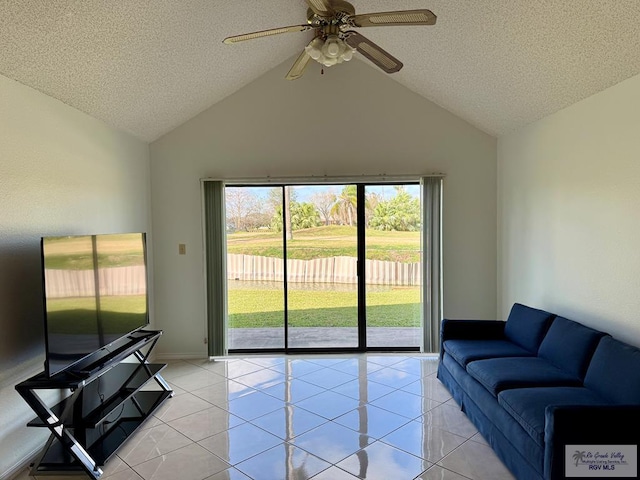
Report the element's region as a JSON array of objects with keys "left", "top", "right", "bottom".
[{"left": 1, "top": 1, "right": 639, "bottom": 142}]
